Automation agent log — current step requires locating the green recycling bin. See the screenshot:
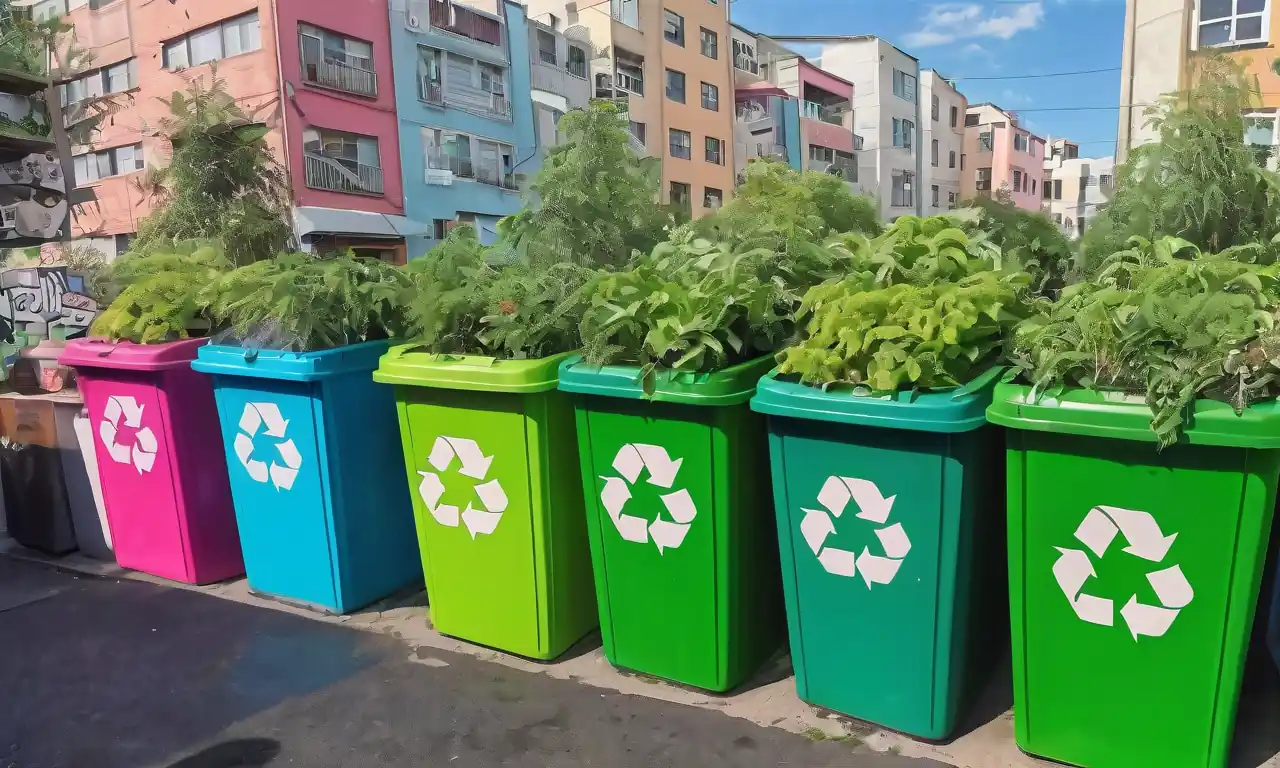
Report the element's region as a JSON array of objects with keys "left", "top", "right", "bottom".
[
  {"left": 373, "top": 347, "right": 598, "bottom": 660},
  {"left": 559, "top": 356, "right": 785, "bottom": 692},
  {"left": 988, "top": 383, "right": 1280, "bottom": 768},
  {"left": 750, "top": 371, "right": 1007, "bottom": 740}
]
